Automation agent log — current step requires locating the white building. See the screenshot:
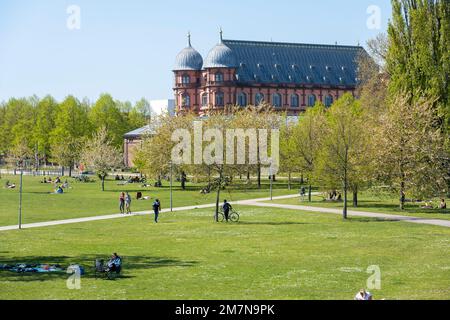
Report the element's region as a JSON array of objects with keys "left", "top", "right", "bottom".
[{"left": 150, "top": 99, "right": 175, "bottom": 117}]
